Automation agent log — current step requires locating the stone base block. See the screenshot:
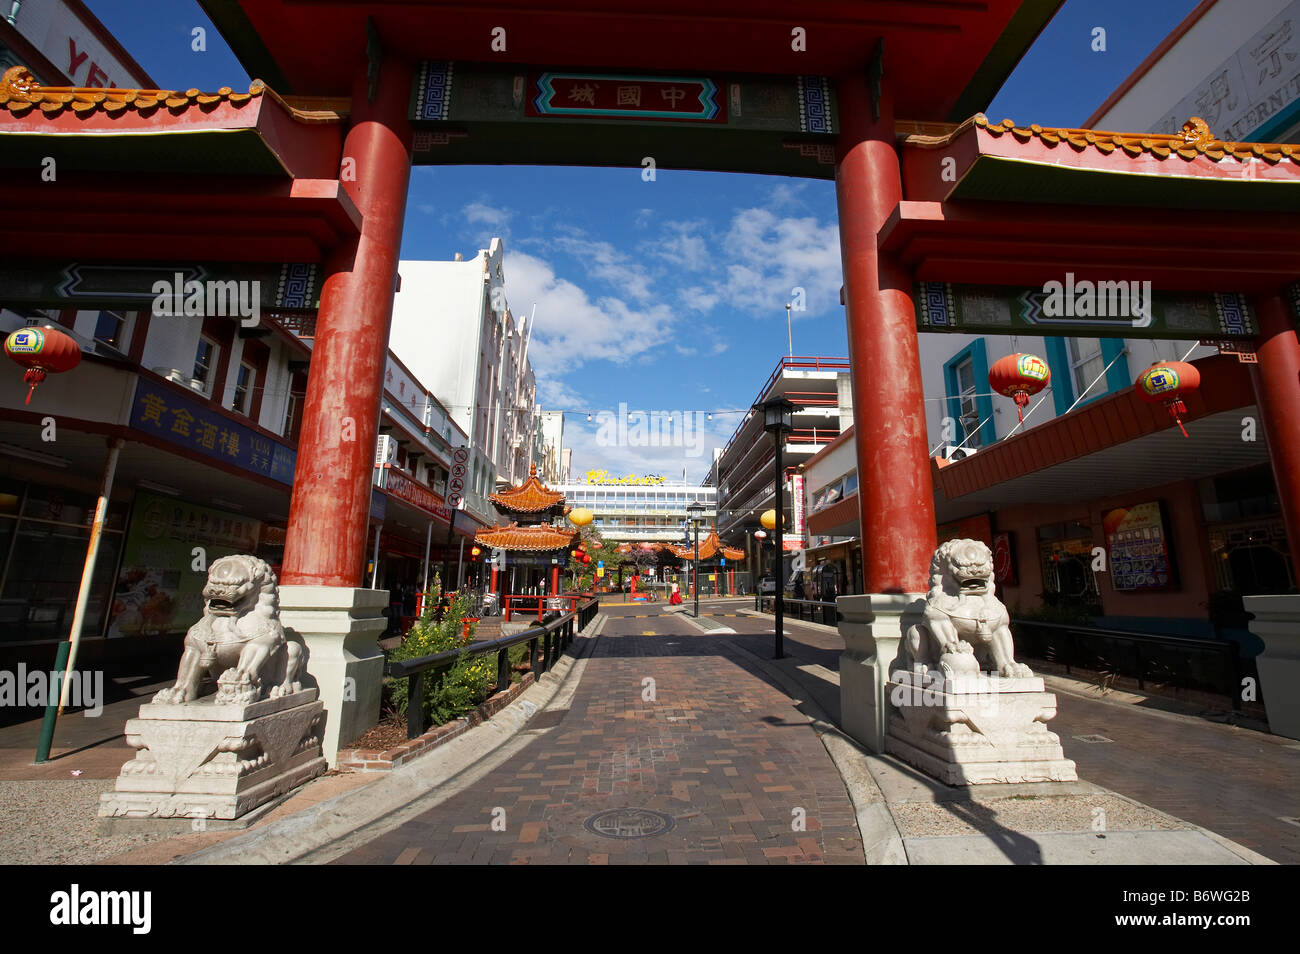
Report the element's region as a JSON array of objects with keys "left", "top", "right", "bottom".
[
  {"left": 98, "top": 689, "right": 326, "bottom": 821},
  {"left": 278, "top": 585, "right": 388, "bottom": 766},
  {"left": 1245, "top": 594, "right": 1300, "bottom": 741},
  {"left": 837, "top": 593, "right": 926, "bottom": 753},
  {"left": 885, "top": 674, "right": 1078, "bottom": 786}
]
